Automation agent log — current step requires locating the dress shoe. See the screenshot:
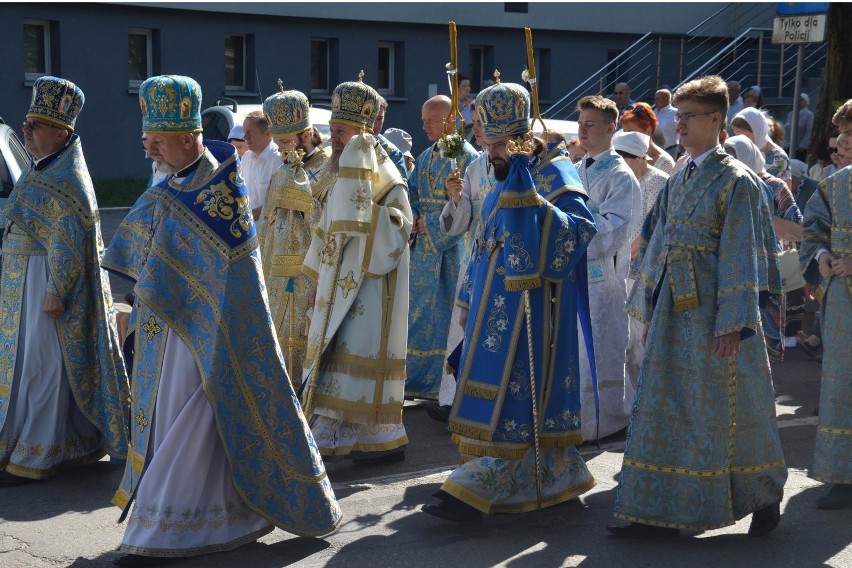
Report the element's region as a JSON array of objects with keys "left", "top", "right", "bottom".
[
  {"left": 0, "top": 471, "right": 38, "bottom": 487},
  {"left": 425, "top": 404, "right": 451, "bottom": 424},
  {"left": 422, "top": 496, "right": 483, "bottom": 523},
  {"left": 112, "top": 554, "right": 186, "bottom": 567},
  {"left": 816, "top": 484, "right": 852, "bottom": 510},
  {"left": 352, "top": 450, "right": 405, "bottom": 466},
  {"left": 607, "top": 521, "right": 680, "bottom": 539},
  {"left": 748, "top": 499, "right": 781, "bottom": 536}
]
